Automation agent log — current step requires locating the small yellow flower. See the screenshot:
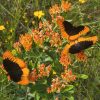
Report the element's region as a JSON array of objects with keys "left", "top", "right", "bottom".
[
  {"left": 53, "top": 70, "right": 56, "bottom": 75},
  {"left": 11, "top": 49, "right": 17, "bottom": 55},
  {"left": 79, "top": 0, "right": 87, "bottom": 3},
  {"left": 32, "top": 21, "right": 35, "bottom": 25},
  {"left": 0, "top": 25, "right": 5, "bottom": 30},
  {"left": 34, "top": 10, "right": 44, "bottom": 19},
  {"left": 9, "top": 29, "right": 13, "bottom": 33},
  {"left": 25, "top": 20, "right": 28, "bottom": 23},
  {"left": 6, "top": 21, "right": 9, "bottom": 25}
]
